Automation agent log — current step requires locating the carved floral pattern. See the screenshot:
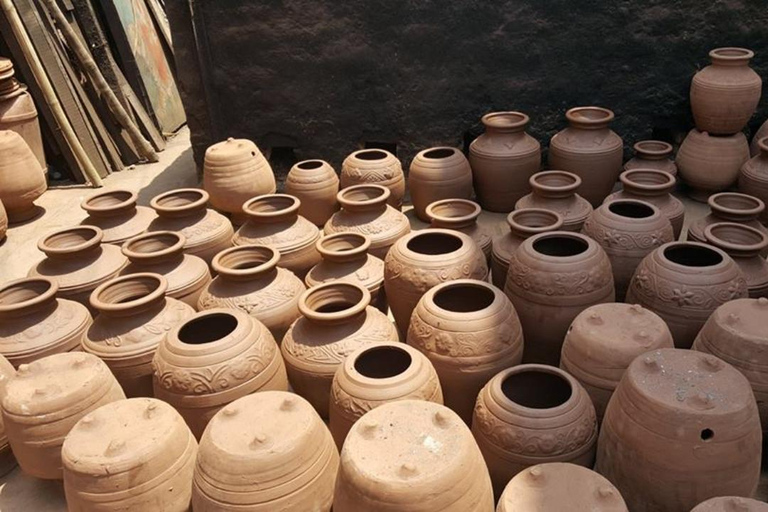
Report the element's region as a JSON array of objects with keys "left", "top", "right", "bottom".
[
  {"left": 325, "top": 208, "right": 408, "bottom": 236},
  {"left": 408, "top": 312, "right": 521, "bottom": 357},
  {"left": 0, "top": 304, "right": 77, "bottom": 344},
  {"left": 199, "top": 276, "right": 304, "bottom": 314},
  {"left": 582, "top": 219, "right": 670, "bottom": 251},
  {"left": 505, "top": 252, "right": 612, "bottom": 297},
  {"left": 90, "top": 301, "right": 193, "bottom": 350},
  {"left": 385, "top": 251, "right": 487, "bottom": 288},
  {"left": 234, "top": 218, "right": 318, "bottom": 248},
  {"left": 342, "top": 162, "right": 402, "bottom": 183}
]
